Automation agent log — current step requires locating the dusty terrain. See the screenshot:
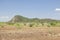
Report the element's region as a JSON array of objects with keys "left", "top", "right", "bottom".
[{"left": 0, "top": 27, "right": 60, "bottom": 40}]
